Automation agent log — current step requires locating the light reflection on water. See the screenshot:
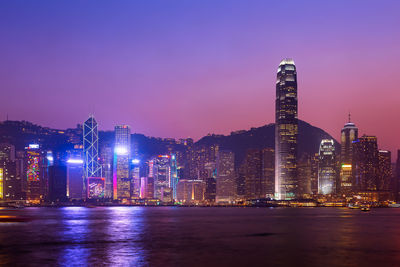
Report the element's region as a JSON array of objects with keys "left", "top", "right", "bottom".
[
  {"left": 1, "top": 207, "right": 400, "bottom": 266},
  {"left": 58, "top": 206, "right": 147, "bottom": 266}
]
